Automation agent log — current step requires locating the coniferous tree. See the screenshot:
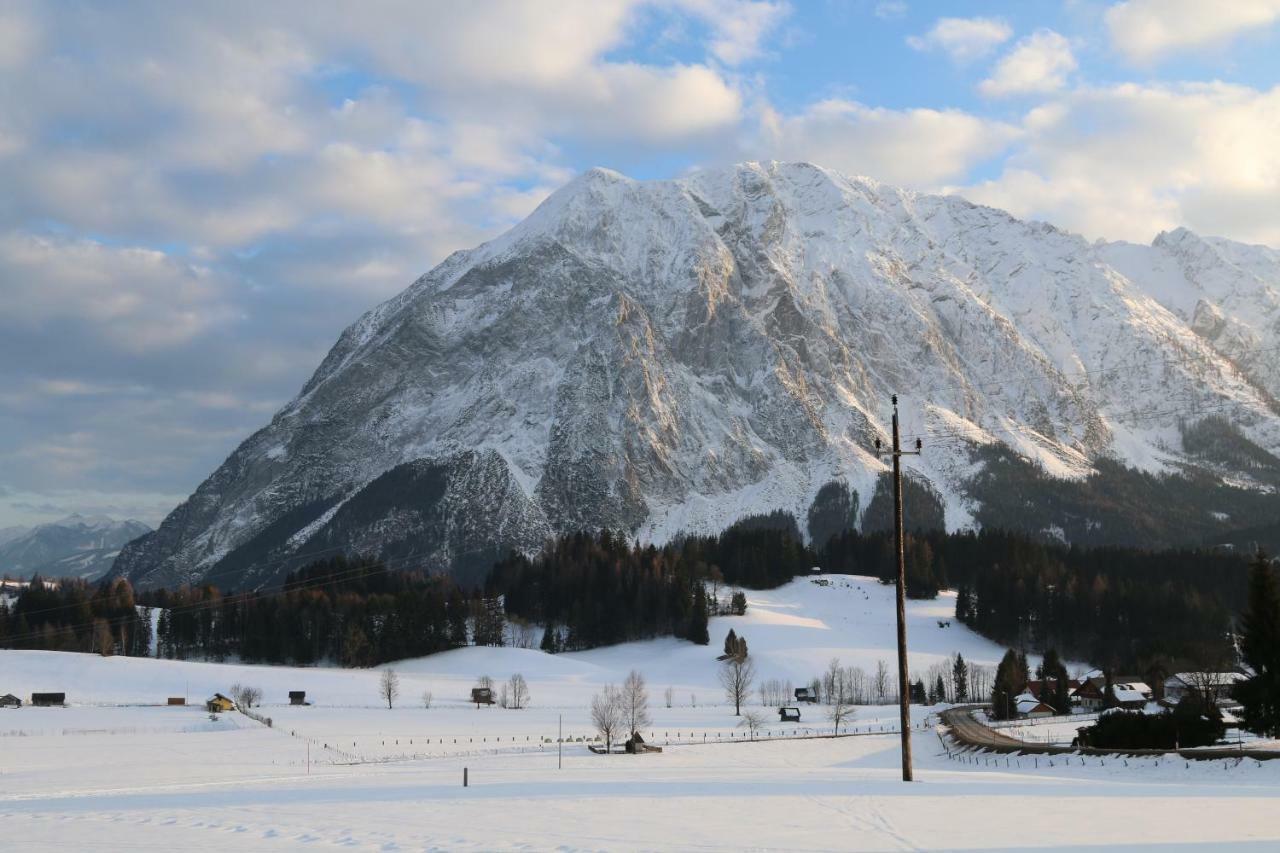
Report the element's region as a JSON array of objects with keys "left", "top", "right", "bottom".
[
  {"left": 992, "top": 648, "right": 1028, "bottom": 720},
  {"left": 952, "top": 653, "right": 969, "bottom": 702},
  {"left": 1237, "top": 551, "right": 1280, "bottom": 737}
]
